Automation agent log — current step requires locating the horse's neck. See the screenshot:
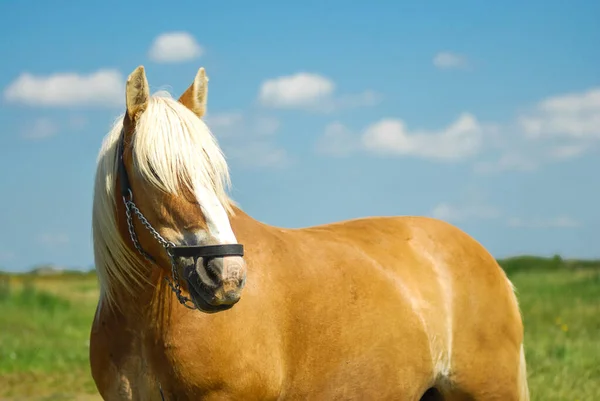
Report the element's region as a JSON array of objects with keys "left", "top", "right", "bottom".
[
  {"left": 103, "top": 259, "right": 170, "bottom": 322},
  {"left": 228, "top": 206, "right": 272, "bottom": 240}
]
